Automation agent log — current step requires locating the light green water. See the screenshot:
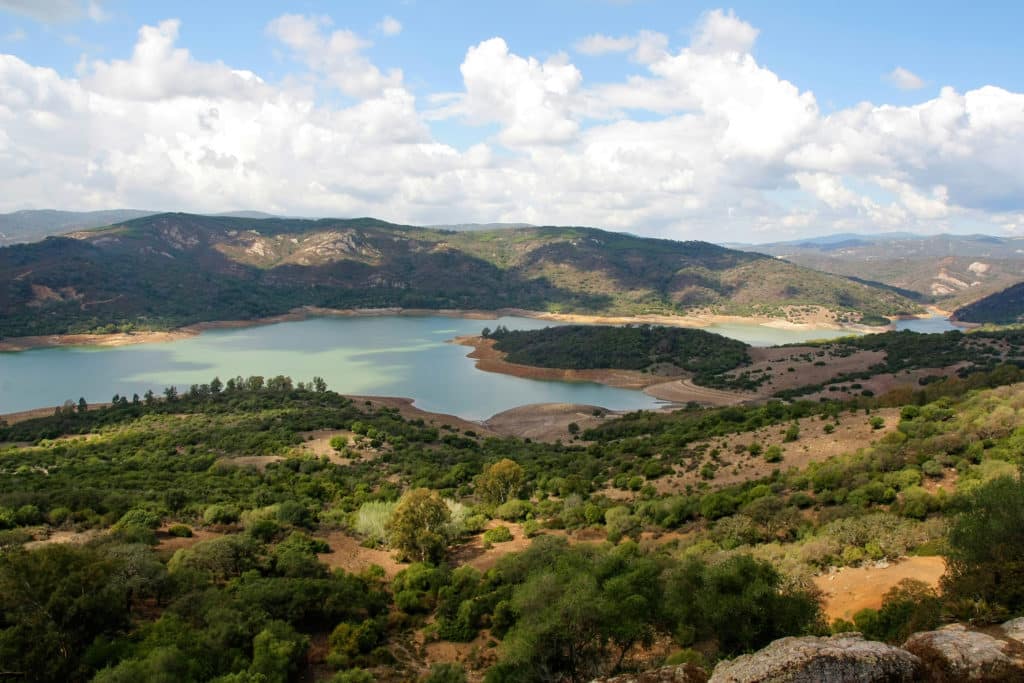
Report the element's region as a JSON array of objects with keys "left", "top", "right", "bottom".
[{"left": 0, "top": 315, "right": 875, "bottom": 419}]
